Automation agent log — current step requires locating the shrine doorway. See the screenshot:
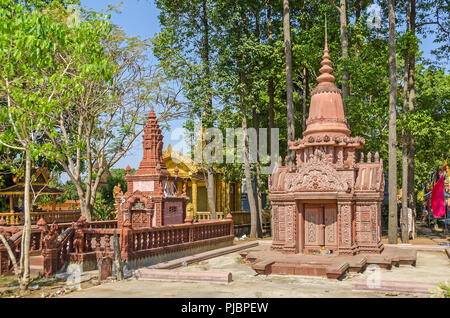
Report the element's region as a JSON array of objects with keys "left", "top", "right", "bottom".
[{"left": 303, "top": 203, "right": 338, "bottom": 252}]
